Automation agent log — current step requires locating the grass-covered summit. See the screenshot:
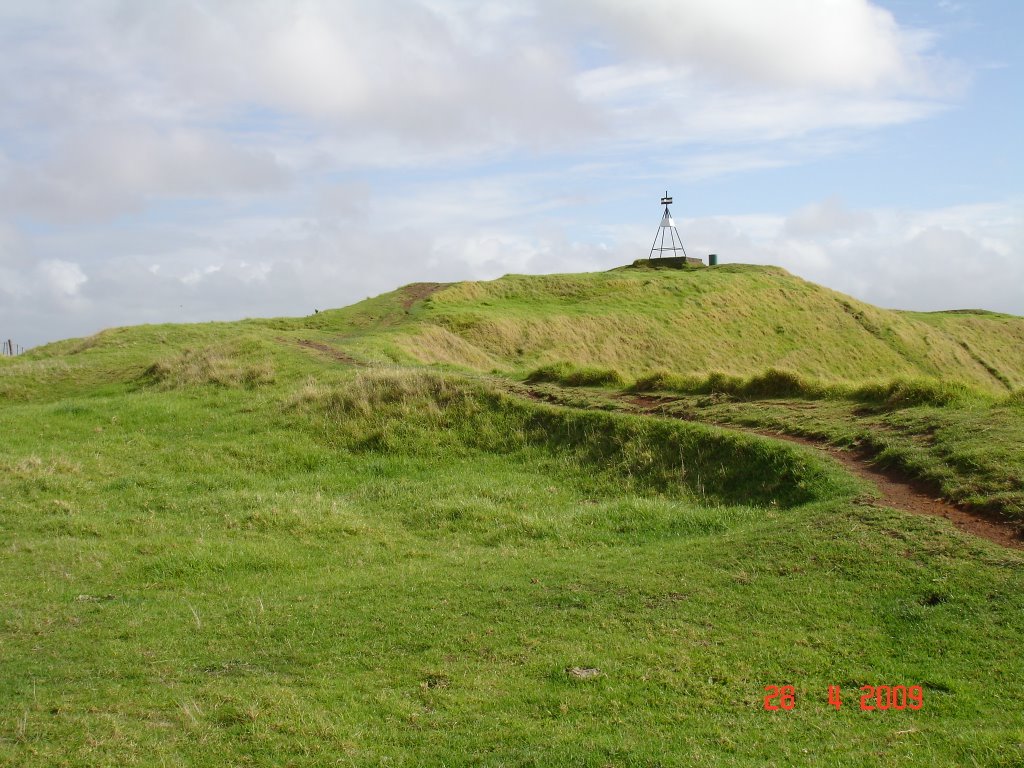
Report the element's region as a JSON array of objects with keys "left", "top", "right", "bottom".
[
  {"left": 12, "top": 263, "right": 1024, "bottom": 397},
  {"left": 308, "top": 264, "right": 1024, "bottom": 390}
]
